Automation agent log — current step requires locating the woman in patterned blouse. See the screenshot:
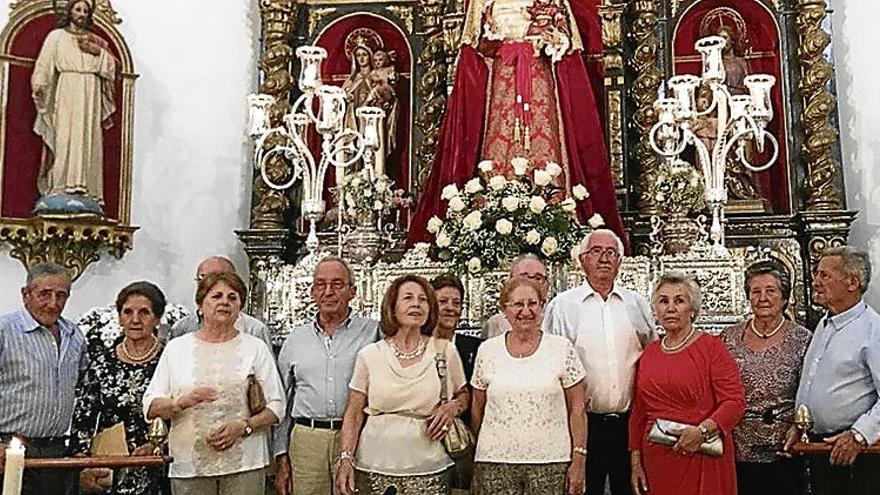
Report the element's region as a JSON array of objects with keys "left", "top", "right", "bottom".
[
  {"left": 71, "top": 281, "right": 169, "bottom": 494},
  {"left": 469, "top": 276, "right": 587, "bottom": 495},
  {"left": 720, "top": 261, "right": 811, "bottom": 495}
]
